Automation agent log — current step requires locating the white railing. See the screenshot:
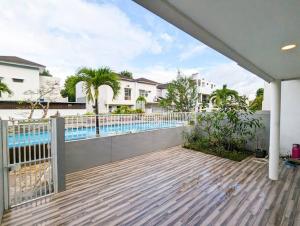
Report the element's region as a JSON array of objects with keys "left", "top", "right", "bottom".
[
  {"left": 64, "top": 112, "right": 195, "bottom": 140},
  {"left": 3, "top": 118, "right": 55, "bottom": 207}
]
